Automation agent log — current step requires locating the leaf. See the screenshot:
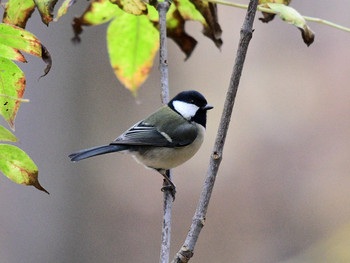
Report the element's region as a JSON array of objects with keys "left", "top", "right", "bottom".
[
  {"left": 260, "top": 3, "right": 315, "bottom": 46},
  {"left": 34, "top": 0, "right": 59, "bottom": 25},
  {"left": 175, "top": 0, "right": 222, "bottom": 48},
  {"left": 40, "top": 44, "right": 52, "bottom": 78},
  {"left": 3, "top": 0, "right": 36, "bottom": 28},
  {"left": 259, "top": 0, "right": 291, "bottom": 4},
  {"left": 189, "top": 0, "right": 222, "bottom": 47},
  {"left": 109, "top": 0, "right": 147, "bottom": 15},
  {"left": 258, "top": 0, "right": 291, "bottom": 23},
  {"left": 0, "top": 125, "right": 17, "bottom": 142},
  {"left": 72, "top": 0, "right": 121, "bottom": 42},
  {"left": 0, "top": 57, "right": 25, "bottom": 130},
  {"left": 0, "top": 23, "right": 52, "bottom": 76},
  {"left": 166, "top": 5, "right": 197, "bottom": 59},
  {"left": 0, "top": 44, "right": 27, "bottom": 62},
  {"left": 55, "top": 0, "right": 76, "bottom": 21},
  {"left": 0, "top": 23, "right": 41, "bottom": 55},
  {"left": 107, "top": 13, "right": 159, "bottom": 94},
  {"left": 147, "top": 4, "right": 197, "bottom": 59},
  {"left": 0, "top": 144, "right": 49, "bottom": 194}
]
